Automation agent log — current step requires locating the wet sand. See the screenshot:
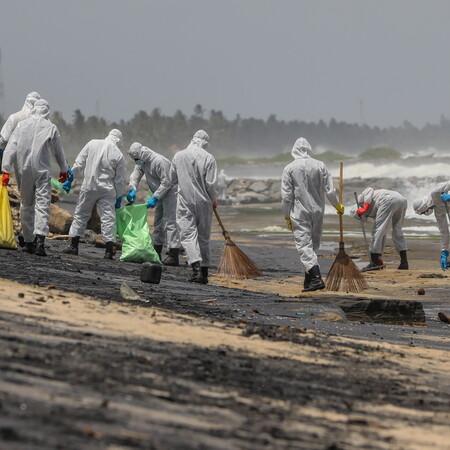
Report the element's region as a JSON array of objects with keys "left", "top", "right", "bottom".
[{"left": 0, "top": 206, "right": 449, "bottom": 449}]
